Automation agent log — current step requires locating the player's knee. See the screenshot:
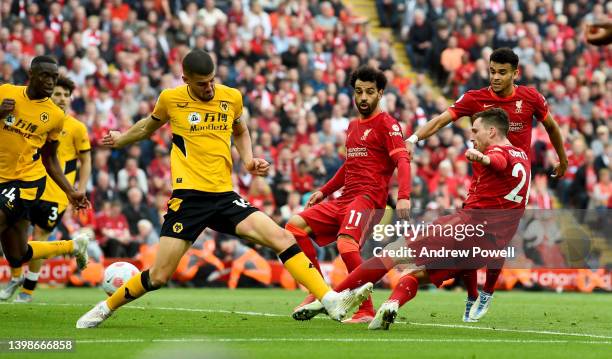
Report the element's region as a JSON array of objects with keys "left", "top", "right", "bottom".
[
  {"left": 269, "top": 228, "right": 296, "bottom": 253},
  {"left": 148, "top": 267, "right": 173, "bottom": 287},
  {"left": 286, "top": 215, "right": 306, "bottom": 229}
]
